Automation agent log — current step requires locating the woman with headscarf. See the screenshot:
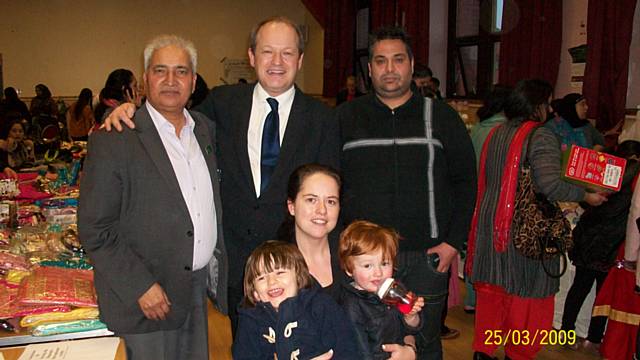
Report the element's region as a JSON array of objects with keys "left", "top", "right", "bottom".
[
  {"left": 545, "top": 93, "right": 605, "bottom": 152},
  {"left": 467, "top": 79, "right": 607, "bottom": 360}
]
